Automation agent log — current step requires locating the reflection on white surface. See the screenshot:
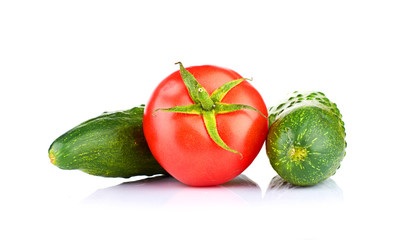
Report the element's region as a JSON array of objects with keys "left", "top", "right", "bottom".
[
  {"left": 84, "top": 174, "right": 344, "bottom": 207},
  {"left": 84, "top": 174, "right": 263, "bottom": 207},
  {"left": 263, "top": 175, "right": 343, "bottom": 205}
]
